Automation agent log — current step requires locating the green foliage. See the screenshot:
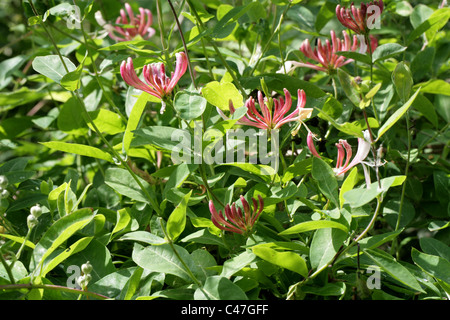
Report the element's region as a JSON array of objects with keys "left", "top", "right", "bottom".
[{"left": 0, "top": 0, "right": 448, "bottom": 302}]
